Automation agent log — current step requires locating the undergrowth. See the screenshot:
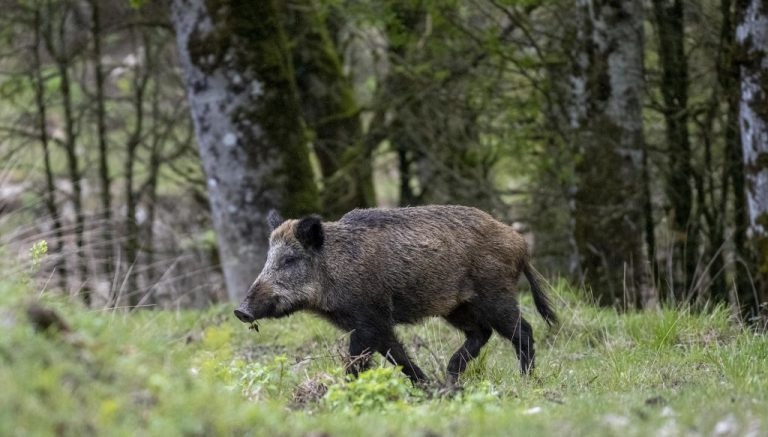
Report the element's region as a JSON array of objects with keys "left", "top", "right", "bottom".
[{"left": 1, "top": 256, "right": 766, "bottom": 436}]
